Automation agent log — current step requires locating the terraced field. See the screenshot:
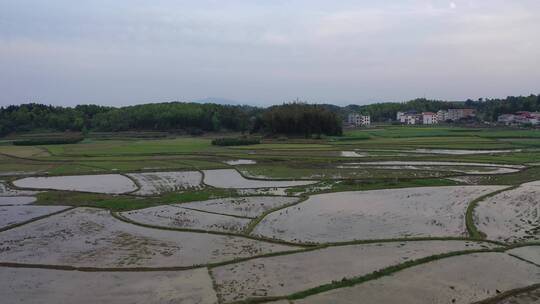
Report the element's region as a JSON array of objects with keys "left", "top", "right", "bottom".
[{"left": 0, "top": 127, "right": 539, "bottom": 303}]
